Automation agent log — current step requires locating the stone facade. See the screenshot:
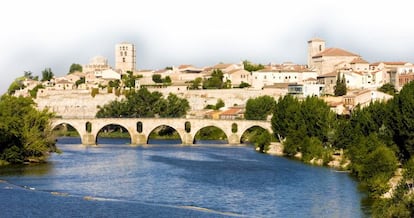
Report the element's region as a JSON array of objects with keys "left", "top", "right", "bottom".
[
  {"left": 35, "top": 88, "right": 286, "bottom": 119},
  {"left": 115, "top": 42, "right": 136, "bottom": 72}
]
